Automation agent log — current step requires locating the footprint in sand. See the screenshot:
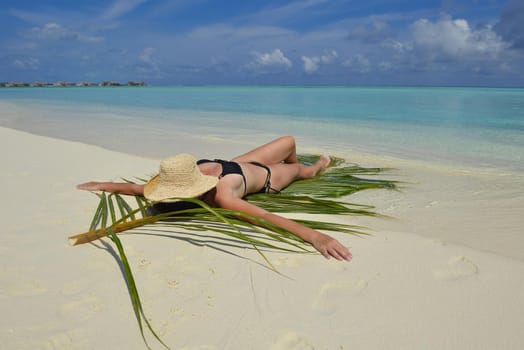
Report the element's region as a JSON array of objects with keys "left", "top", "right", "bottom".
[
  {"left": 166, "top": 278, "right": 180, "bottom": 288},
  {"left": 39, "top": 328, "right": 89, "bottom": 350},
  {"left": 59, "top": 294, "right": 103, "bottom": 322},
  {"left": 61, "top": 280, "right": 90, "bottom": 296},
  {"left": 425, "top": 200, "right": 439, "bottom": 208},
  {"left": 271, "top": 332, "right": 315, "bottom": 350},
  {"left": 433, "top": 256, "right": 479, "bottom": 281},
  {"left": 138, "top": 257, "right": 151, "bottom": 270},
  {"left": 7, "top": 279, "right": 47, "bottom": 296},
  {"left": 312, "top": 279, "right": 369, "bottom": 315},
  {"left": 272, "top": 256, "right": 303, "bottom": 268}
]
